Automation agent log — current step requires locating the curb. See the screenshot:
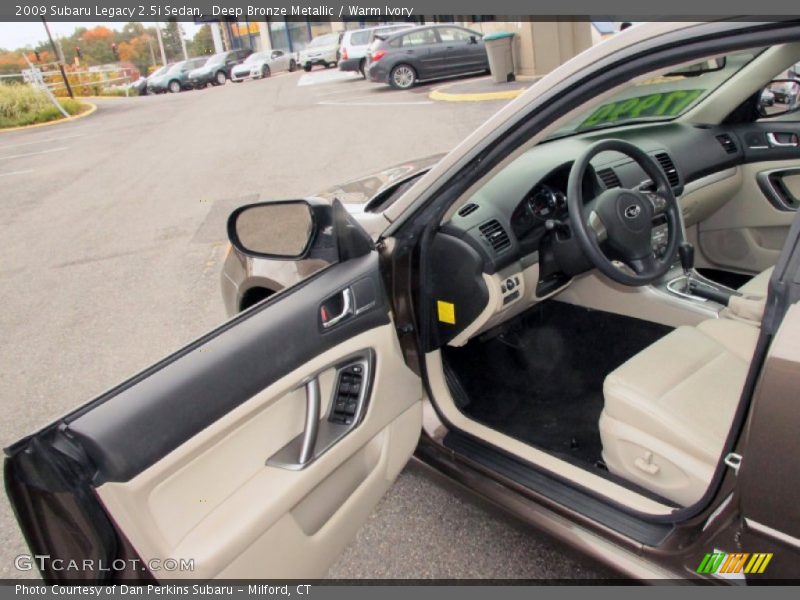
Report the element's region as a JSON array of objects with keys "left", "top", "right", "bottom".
[
  {"left": 429, "top": 87, "right": 524, "bottom": 102},
  {"left": 0, "top": 101, "right": 97, "bottom": 133},
  {"left": 429, "top": 74, "right": 538, "bottom": 103}
]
